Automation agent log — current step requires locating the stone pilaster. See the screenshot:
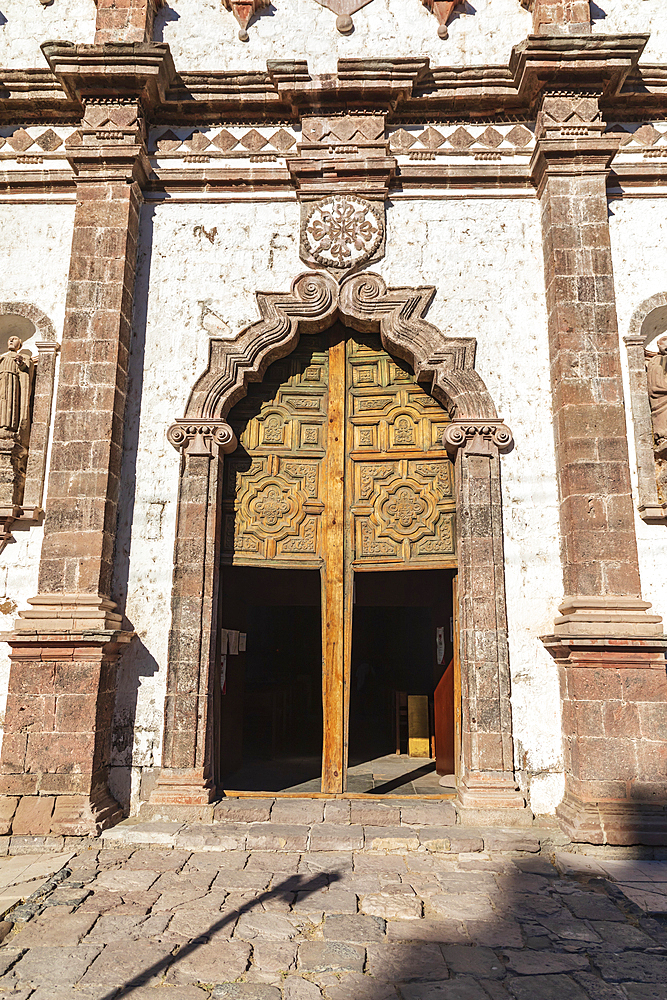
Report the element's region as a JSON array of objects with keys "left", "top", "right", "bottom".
[
  {"left": 444, "top": 421, "right": 532, "bottom": 826},
  {"left": 0, "top": 44, "right": 175, "bottom": 836},
  {"left": 94, "top": 0, "right": 164, "bottom": 43},
  {"left": 522, "top": 0, "right": 591, "bottom": 36},
  {"left": 150, "top": 421, "right": 236, "bottom": 807},
  {"left": 530, "top": 55, "right": 667, "bottom": 843}
]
